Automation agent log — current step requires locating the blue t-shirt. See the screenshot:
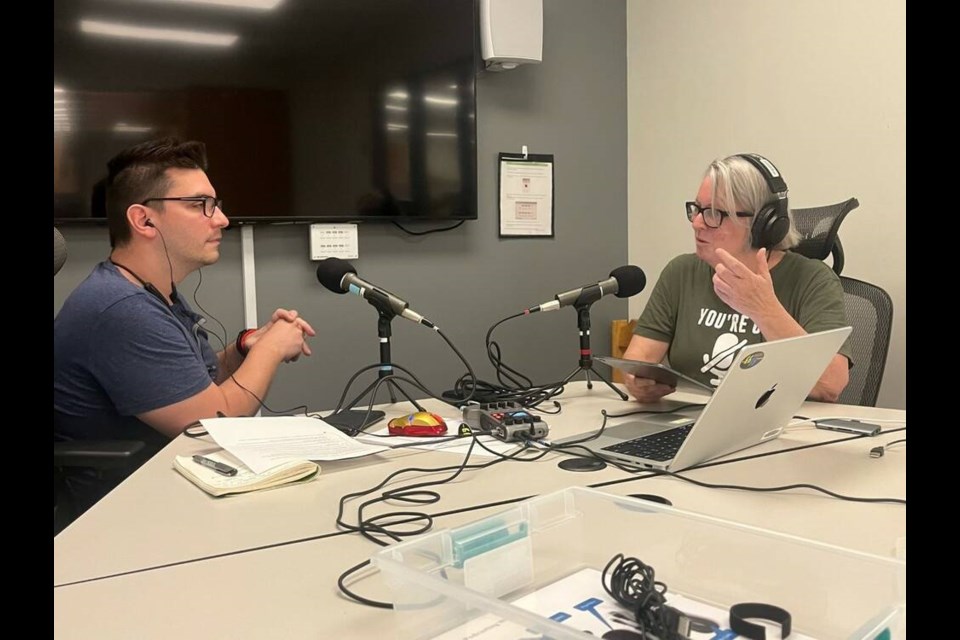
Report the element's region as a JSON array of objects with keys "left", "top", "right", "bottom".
[{"left": 54, "top": 261, "right": 220, "bottom": 454}]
